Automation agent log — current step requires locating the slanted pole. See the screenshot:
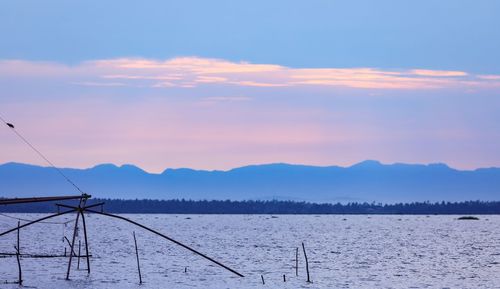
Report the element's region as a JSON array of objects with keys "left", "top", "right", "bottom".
[
  {"left": 80, "top": 210, "right": 91, "bottom": 274},
  {"left": 133, "top": 231, "right": 143, "bottom": 284},
  {"left": 77, "top": 240, "right": 81, "bottom": 269},
  {"left": 64, "top": 236, "right": 77, "bottom": 256},
  {"left": 0, "top": 209, "right": 76, "bottom": 238},
  {"left": 84, "top": 208, "right": 244, "bottom": 277}
]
